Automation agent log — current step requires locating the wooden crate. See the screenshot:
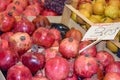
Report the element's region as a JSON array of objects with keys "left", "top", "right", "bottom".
[{"left": 62, "top": 4, "right": 120, "bottom": 49}]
